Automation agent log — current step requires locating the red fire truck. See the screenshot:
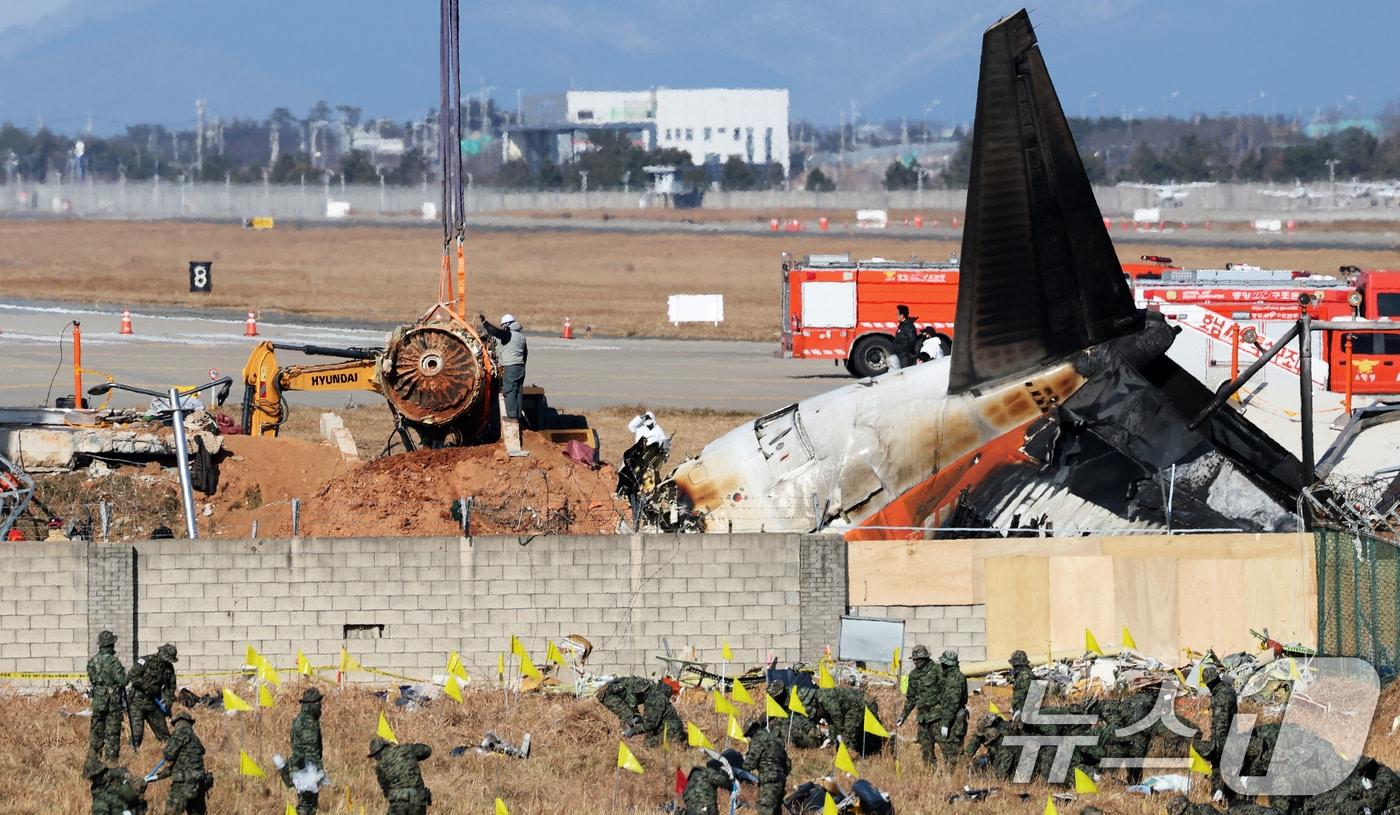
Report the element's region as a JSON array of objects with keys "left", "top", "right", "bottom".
[{"left": 781, "top": 254, "right": 1400, "bottom": 393}]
